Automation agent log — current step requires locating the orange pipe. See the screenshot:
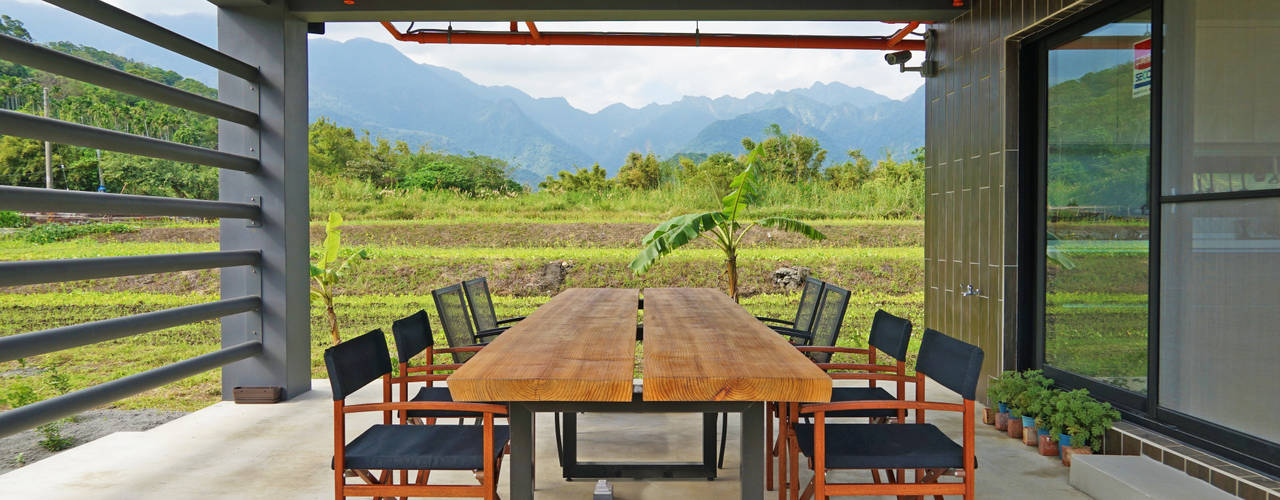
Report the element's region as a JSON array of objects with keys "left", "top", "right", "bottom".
[
  {"left": 380, "top": 22, "right": 925, "bottom": 51},
  {"left": 886, "top": 22, "right": 920, "bottom": 48}
]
